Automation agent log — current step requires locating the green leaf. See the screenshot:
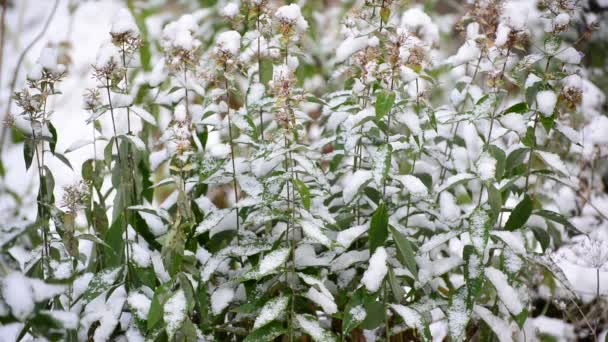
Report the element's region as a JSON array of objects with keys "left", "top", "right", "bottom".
[
  {"left": 24, "top": 139, "right": 34, "bottom": 170},
  {"left": 380, "top": 7, "right": 390, "bottom": 24},
  {"left": 342, "top": 288, "right": 366, "bottom": 335},
  {"left": 244, "top": 321, "right": 287, "bottom": 342},
  {"left": 369, "top": 202, "right": 388, "bottom": 254},
  {"left": 293, "top": 179, "right": 311, "bottom": 210},
  {"left": 512, "top": 308, "right": 529, "bottom": 329},
  {"left": 81, "top": 267, "right": 121, "bottom": 302},
  {"left": 521, "top": 126, "right": 535, "bottom": 147},
  {"left": 502, "top": 102, "right": 528, "bottom": 114},
  {"left": 531, "top": 226, "right": 550, "bottom": 252},
  {"left": 504, "top": 194, "right": 532, "bottom": 231},
  {"left": 387, "top": 267, "right": 404, "bottom": 301},
  {"left": 49, "top": 122, "right": 58, "bottom": 153},
  {"left": 360, "top": 296, "right": 385, "bottom": 330},
  {"left": 505, "top": 148, "right": 529, "bottom": 176},
  {"left": 260, "top": 59, "right": 273, "bottom": 85},
  {"left": 389, "top": 226, "right": 418, "bottom": 279},
  {"left": 103, "top": 215, "right": 125, "bottom": 267},
  {"left": 375, "top": 91, "right": 395, "bottom": 120},
  {"left": 534, "top": 209, "right": 581, "bottom": 234},
  {"left": 486, "top": 183, "right": 502, "bottom": 223}
]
